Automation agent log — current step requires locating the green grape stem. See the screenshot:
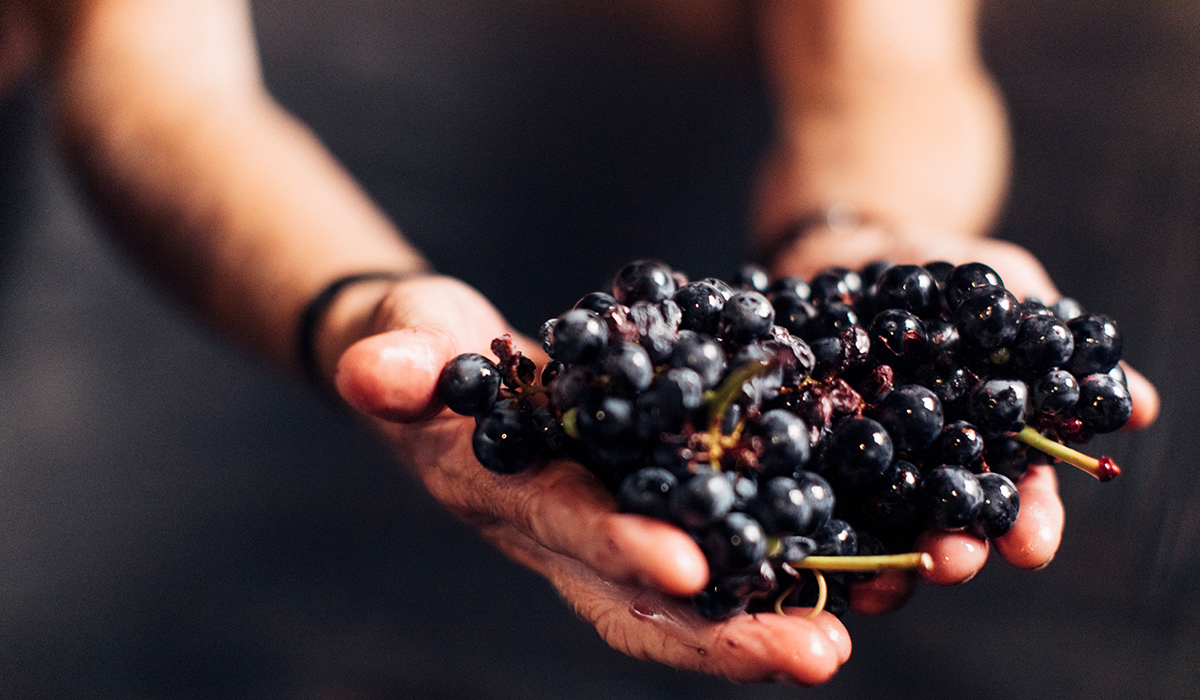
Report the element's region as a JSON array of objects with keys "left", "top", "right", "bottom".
[{"left": 1014, "top": 425, "right": 1121, "bottom": 482}]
